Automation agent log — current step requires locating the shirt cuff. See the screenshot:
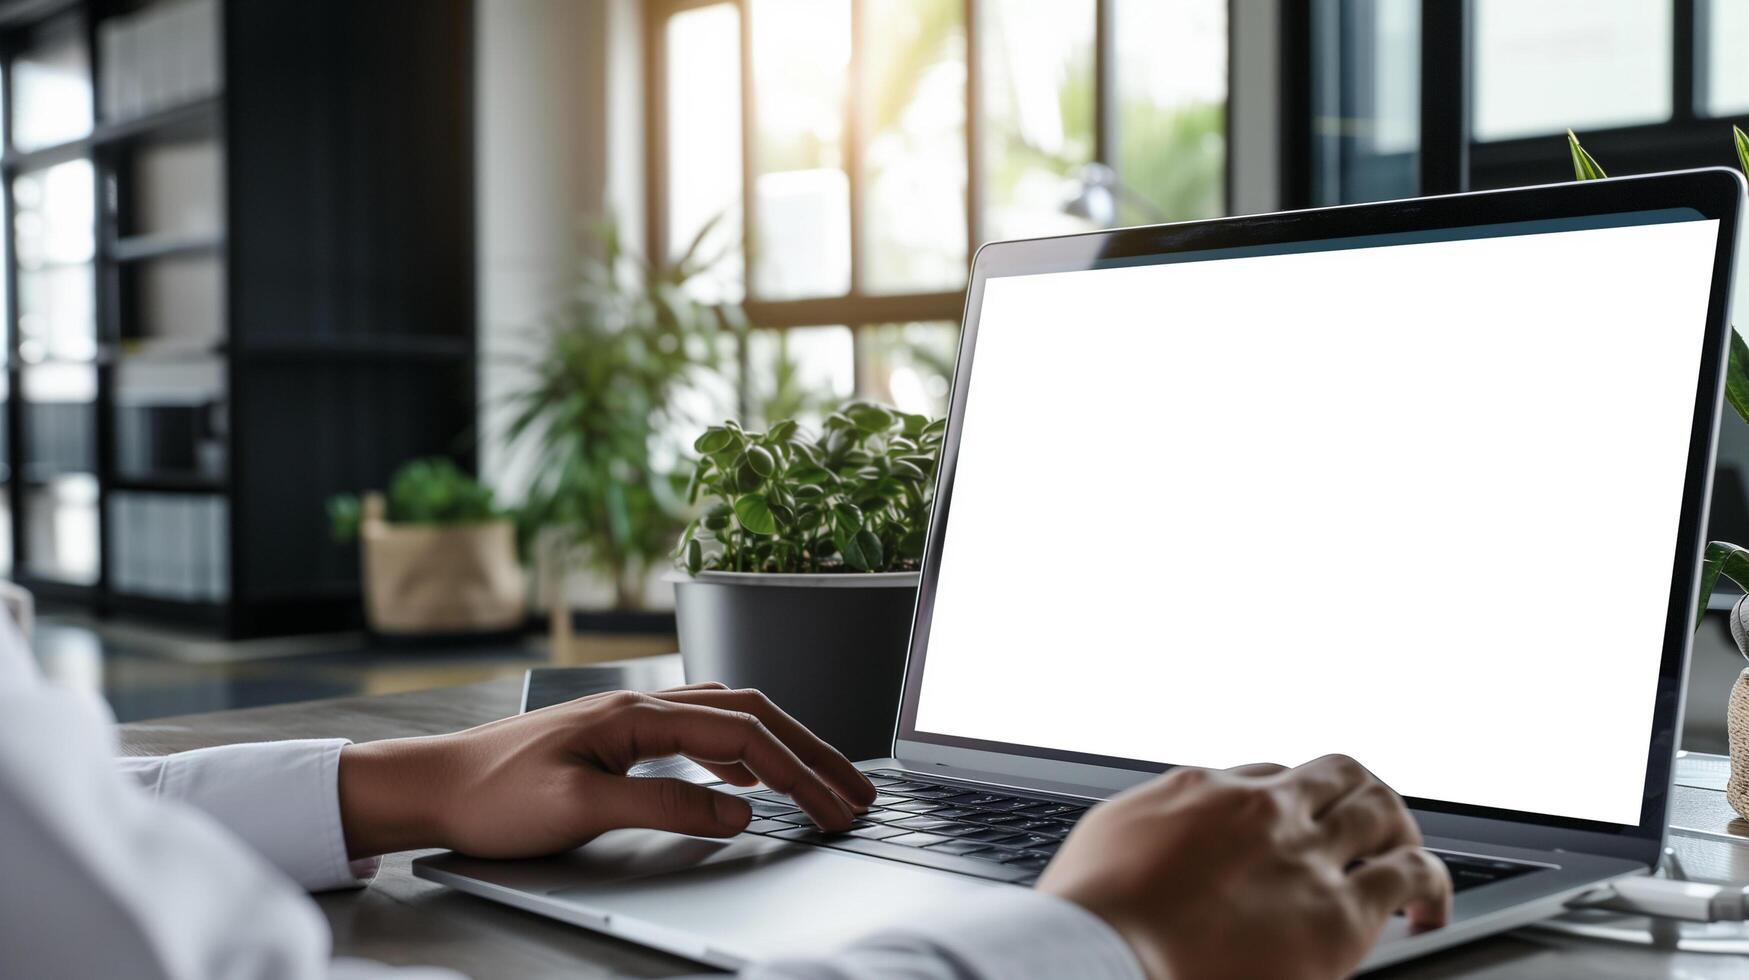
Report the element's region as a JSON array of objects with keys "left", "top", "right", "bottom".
[
  {"left": 858, "top": 886, "right": 1144, "bottom": 980},
  {"left": 147, "top": 738, "right": 379, "bottom": 893}
]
